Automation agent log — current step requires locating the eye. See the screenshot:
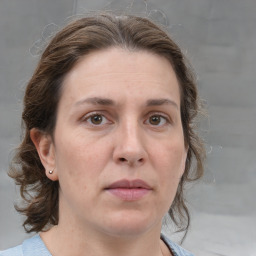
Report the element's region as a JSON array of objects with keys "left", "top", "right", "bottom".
[
  {"left": 90, "top": 114, "right": 104, "bottom": 125},
  {"left": 83, "top": 113, "right": 110, "bottom": 126},
  {"left": 146, "top": 114, "right": 168, "bottom": 126}
]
